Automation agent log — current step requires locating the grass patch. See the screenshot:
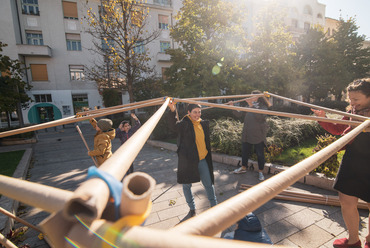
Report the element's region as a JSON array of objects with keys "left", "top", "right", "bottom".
[{"left": 0, "top": 150, "right": 25, "bottom": 177}]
